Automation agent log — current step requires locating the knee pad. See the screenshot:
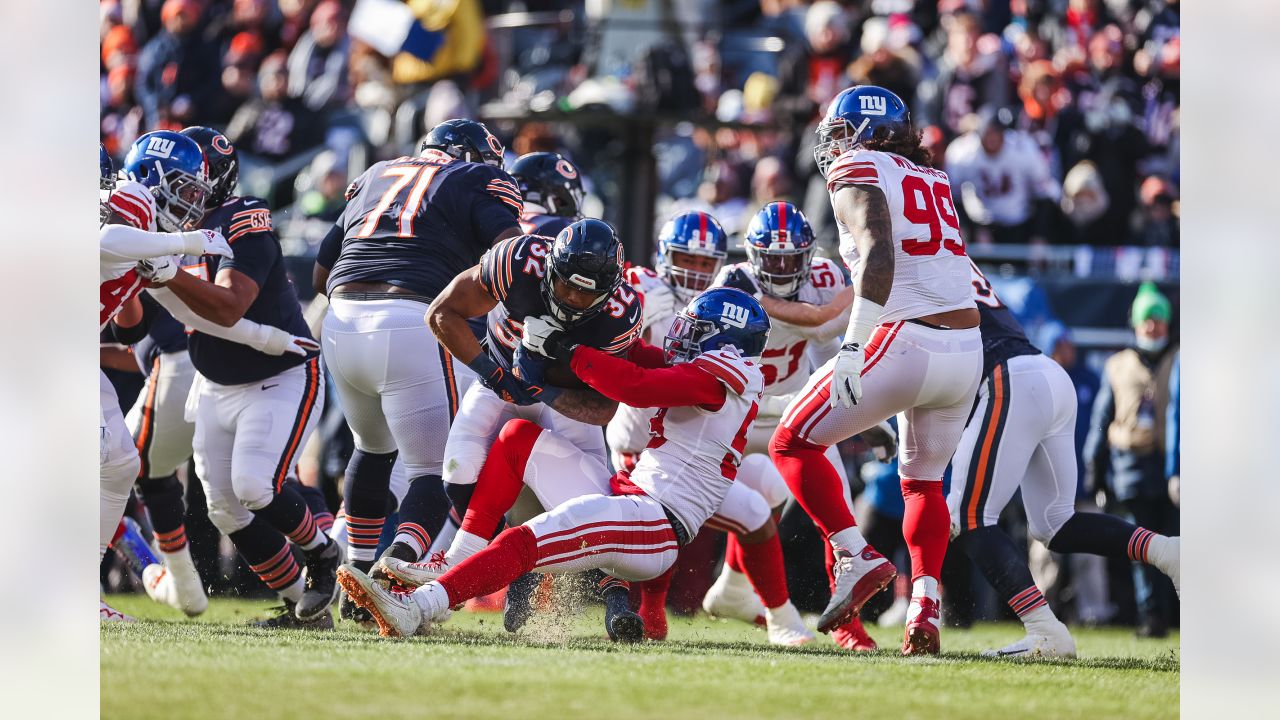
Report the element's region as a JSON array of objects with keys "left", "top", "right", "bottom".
[
  {"left": 101, "top": 452, "right": 141, "bottom": 495},
  {"left": 443, "top": 445, "right": 484, "bottom": 486},
  {"left": 208, "top": 501, "right": 252, "bottom": 535},
  {"left": 231, "top": 474, "right": 274, "bottom": 512},
  {"left": 737, "top": 453, "right": 790, "bottom": 509},
  {"left": 739, "top": 486, "right": 772, "bottom": 533}
]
